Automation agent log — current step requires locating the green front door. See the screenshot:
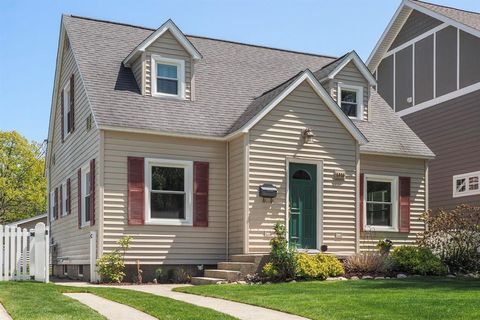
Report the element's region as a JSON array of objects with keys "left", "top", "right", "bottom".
[{"left": 289, "top": 163, "right": 317, "bottom": 249}]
